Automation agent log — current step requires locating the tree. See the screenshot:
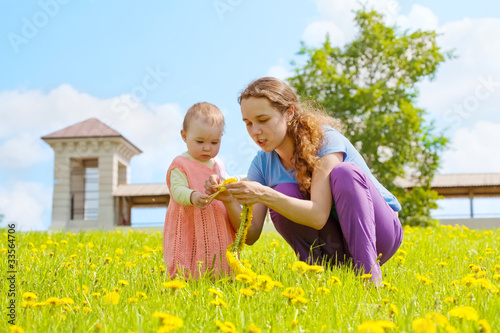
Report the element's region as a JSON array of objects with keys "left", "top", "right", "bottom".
[{"left": 288, "top": 10, "right": 450, "bottom": 226}]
